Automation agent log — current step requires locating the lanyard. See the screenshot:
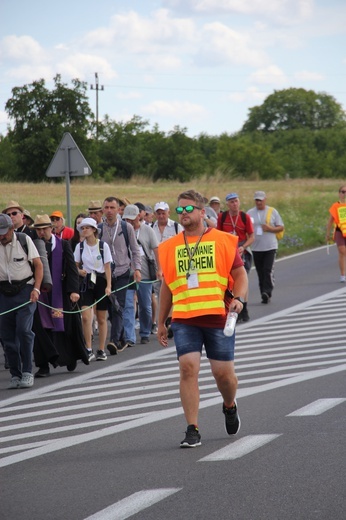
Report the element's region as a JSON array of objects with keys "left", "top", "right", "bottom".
[{"left": 183, "top": 229, "right": 206, "bottom": 275}]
